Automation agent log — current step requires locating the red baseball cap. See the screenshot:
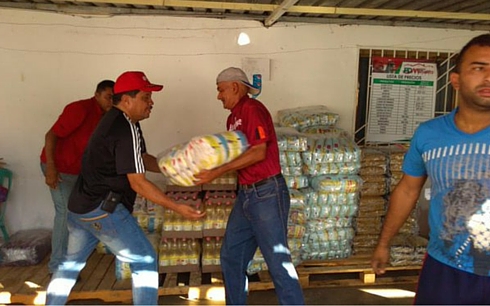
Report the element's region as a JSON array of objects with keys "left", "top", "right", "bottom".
[{"left": 114, "top": 71, "right": 163, "bottom": 94}]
